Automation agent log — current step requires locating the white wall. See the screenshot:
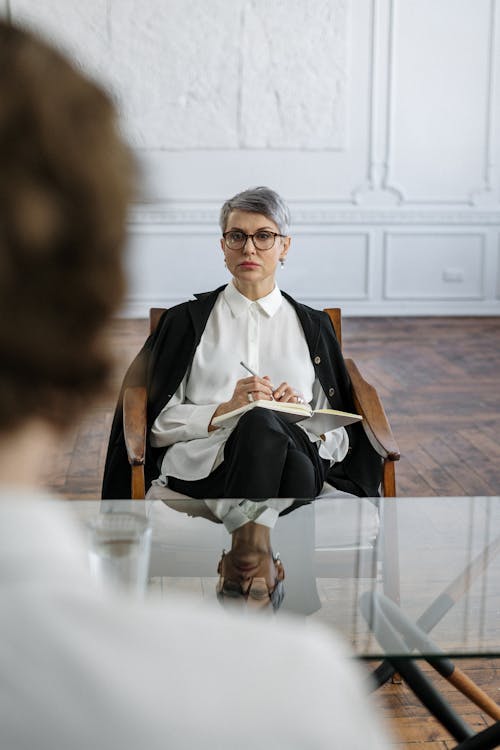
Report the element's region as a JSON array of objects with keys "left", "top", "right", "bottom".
[{"left": 7, "top": 0, "right": 500, "bottom": 315}]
